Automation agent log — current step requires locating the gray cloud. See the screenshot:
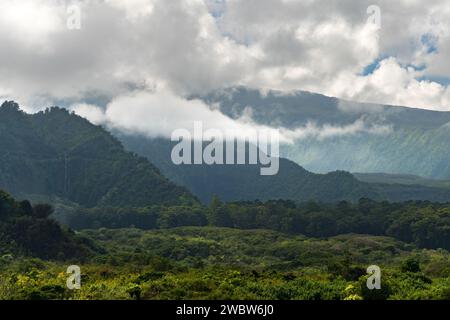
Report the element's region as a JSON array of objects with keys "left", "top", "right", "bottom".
[{"left": 0, "top": 0, "right": 450, "bottom": 127}]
